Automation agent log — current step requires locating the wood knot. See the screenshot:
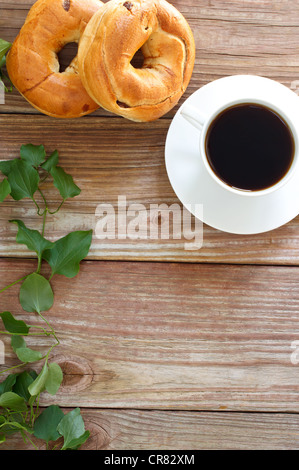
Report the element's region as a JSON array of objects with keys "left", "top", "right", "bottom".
[
  {"left": 38, "top": 417, "right": 112, "bottom": 450},
  {"left": 81, "top": 419, "right": 111, "bottom": 450},
  {"left": 51, "top": 354, "right": 94, "bottom": 392},
  {"left": 62, "top": 0, "right": 71, "bottom": 12}
]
